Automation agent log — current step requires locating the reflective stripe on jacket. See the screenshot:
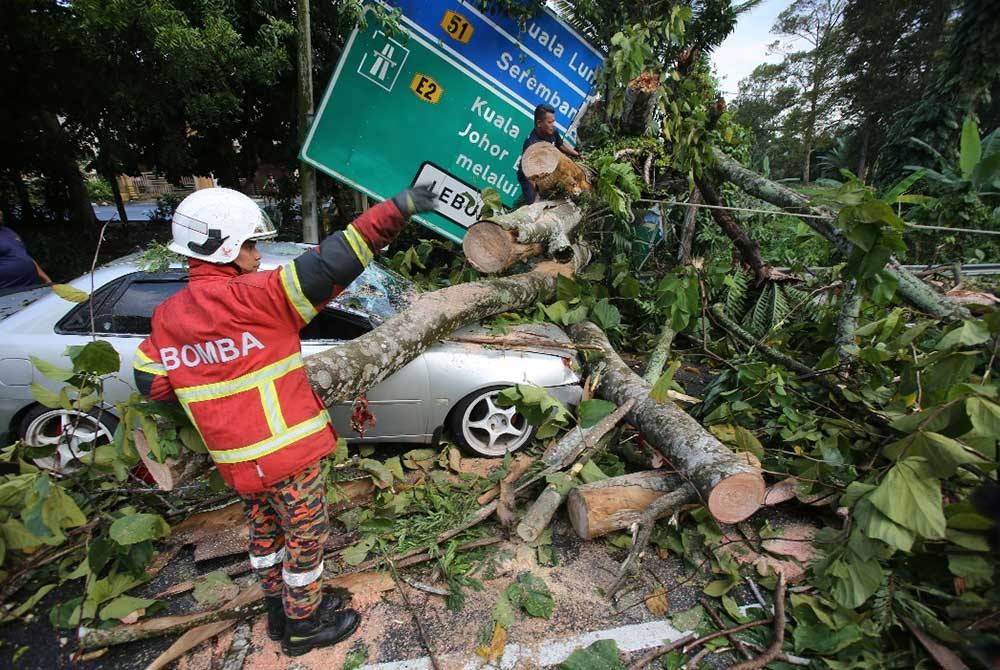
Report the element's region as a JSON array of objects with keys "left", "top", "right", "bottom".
[{"left": 133, "top": 200, "right": 407, "bottom": 494}]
